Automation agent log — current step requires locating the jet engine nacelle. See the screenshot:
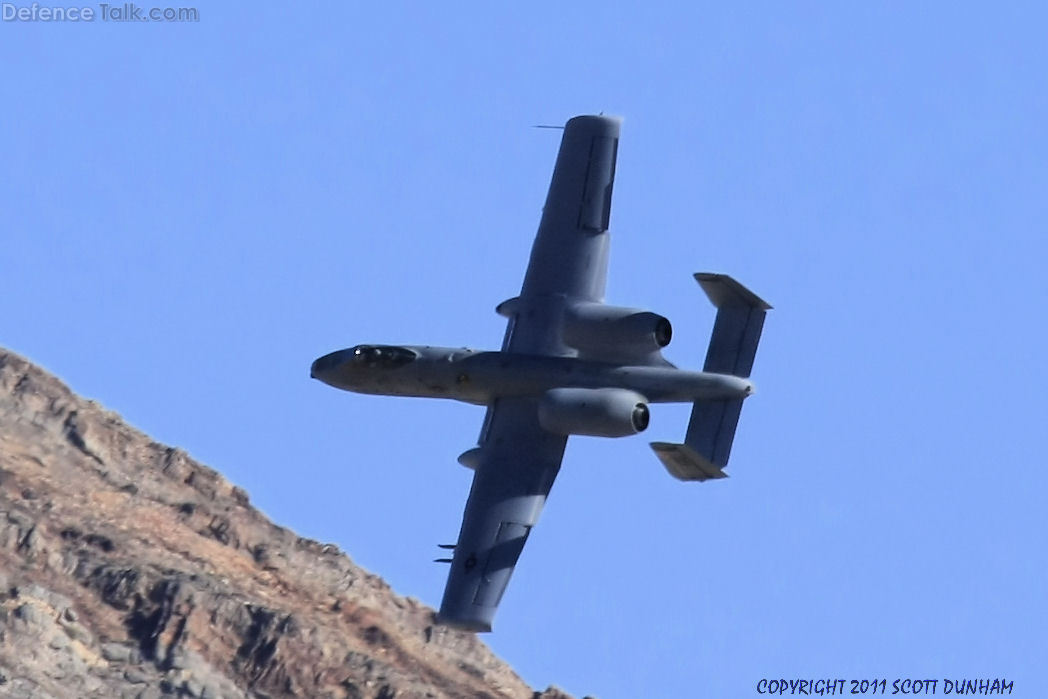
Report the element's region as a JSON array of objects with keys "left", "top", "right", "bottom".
[
  {"left": 537, "top": 388, "right": 650, "bottom": 437},
  {"left": 562, "top": 302, "right": 672, "bottom": 357}
]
